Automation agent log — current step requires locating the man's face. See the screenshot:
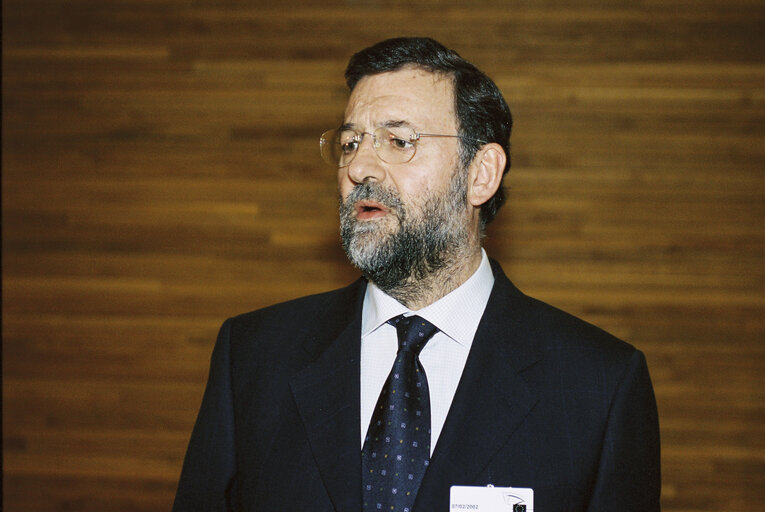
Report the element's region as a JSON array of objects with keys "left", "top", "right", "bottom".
[{"left": 337, "top": 67, "right": 473, "bottom": 292}]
